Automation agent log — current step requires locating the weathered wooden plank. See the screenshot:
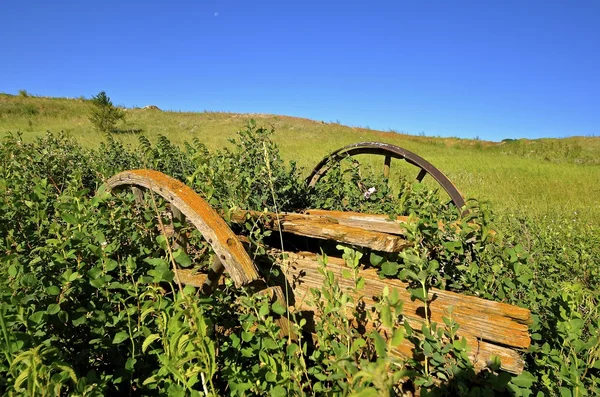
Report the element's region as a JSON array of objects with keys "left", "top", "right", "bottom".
[
  {"left": 176, "top": 269, "right": 208, "bottom": 287},
  {"left": 230, "top": 210, "right": 411, "bottom": 253},
  {"left": 304, "top": 209, "right": 495, "bottom": 239},
  {"left": 172, "top": 251, "right": 528, "bottom": 373},
  {"left": 304, "top": 209, "right": 410, "bottom": 235},
  {"left": 276, "top": 251, "right": 531, "bottom": 374}
]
